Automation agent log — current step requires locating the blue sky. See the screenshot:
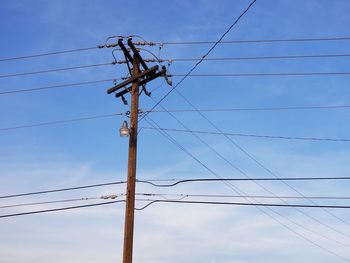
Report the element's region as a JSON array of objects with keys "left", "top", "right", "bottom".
[{"left": 1, "top": 0, "right": 350, "bottom": 262}]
